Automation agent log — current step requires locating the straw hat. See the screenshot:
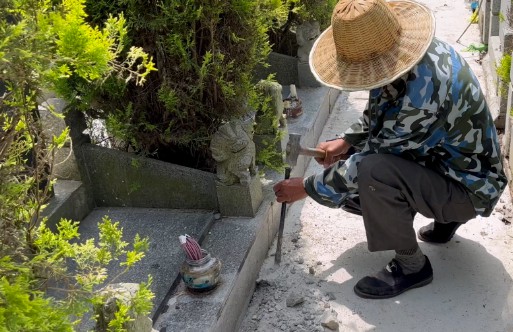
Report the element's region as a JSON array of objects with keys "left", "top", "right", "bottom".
[{"left": 309, "top": 0, "right": 435, "bottom": 91}]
